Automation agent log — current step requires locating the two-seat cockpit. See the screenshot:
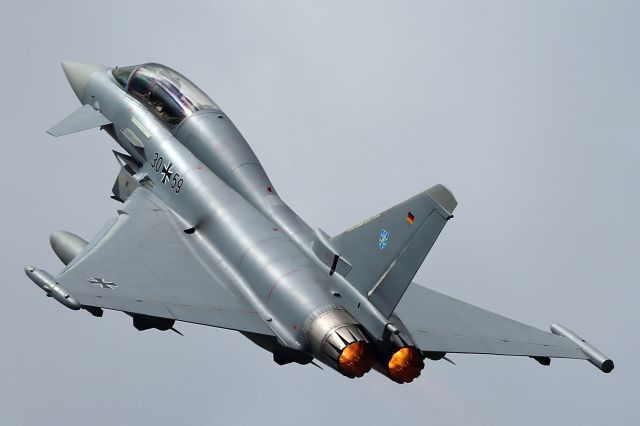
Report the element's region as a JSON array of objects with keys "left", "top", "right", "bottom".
[{"left": 112, "top": 63, "right": 218, "bottom": 128}]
